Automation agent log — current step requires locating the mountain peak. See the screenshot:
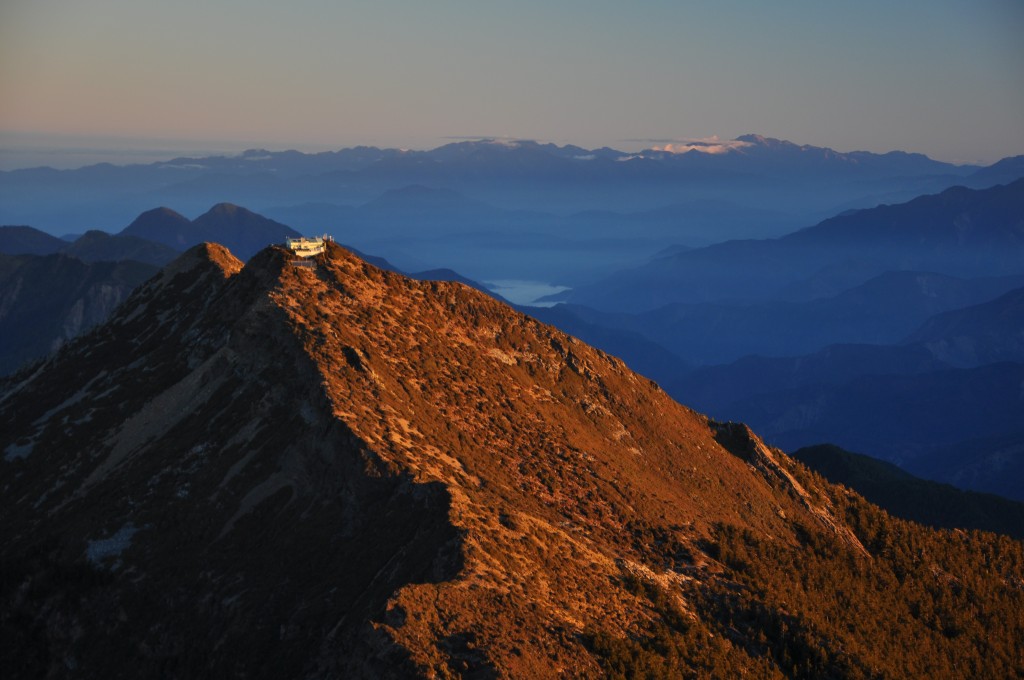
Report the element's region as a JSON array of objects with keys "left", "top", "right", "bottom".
[
  {"left": 0, "top": 241, "right": 823, "bottom": 672},
  {"left": 3, "top": 241, "right": 1023, "bottom": 677},
  {"left": 736, "top": 133, "right": 770, "bottom": 144},
  {"left": 124, "top": 206, "right": 191, "bottom": 232},
  {"left": 196, "top": 202, "right": 247, "bottom": 220},
  {"left": 735, "top": 134, "right": 812, "bottom": 153},
  {"left": 161, "top": 241, "right": 244, "bottom": 279}
]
